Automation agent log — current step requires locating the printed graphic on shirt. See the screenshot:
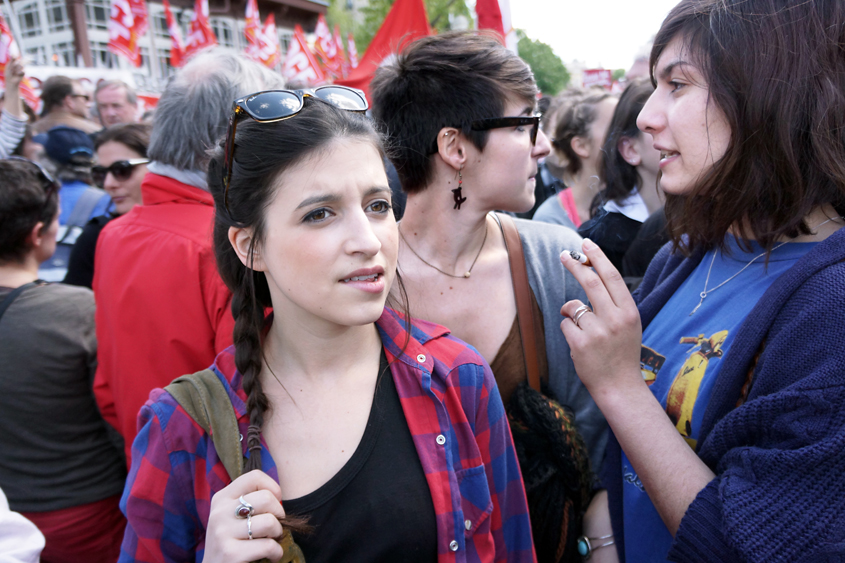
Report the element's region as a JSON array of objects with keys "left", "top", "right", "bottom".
[
  {"left": 639, "top": 330, "right": 729, "bottom": 449},
  {"left": 640, "top": 346, "right": 665, "bottom": 386}
]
